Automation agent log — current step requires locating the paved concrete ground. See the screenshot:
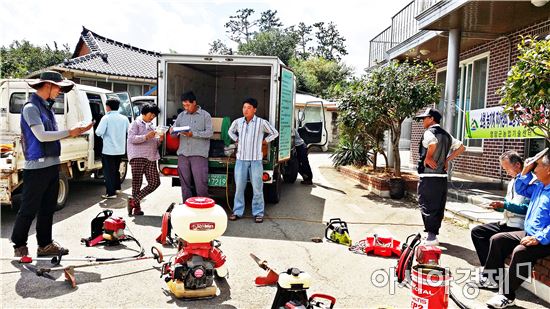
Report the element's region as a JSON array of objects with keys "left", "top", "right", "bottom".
[{"left": 1, "top": 153, "right": 549, "bottom": 308}]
